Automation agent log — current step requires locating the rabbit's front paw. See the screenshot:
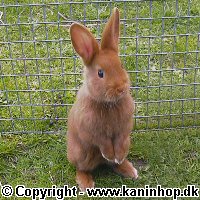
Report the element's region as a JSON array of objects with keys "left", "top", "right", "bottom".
[
  {"left": 114, "top": 136, "right": 129, "bottom": 165},
  {"left": 114, "top": 157, "right": 125, "bottom": 165},
  {"left": 100, "top": 140, "right": 115, "bottom": 162},
  {"left": 101, "top": 152, "right": 115, "bottom": 163},
  {"left": 114, "top": 146, "right": 128, "bottom": 165},
  {"left": 100, "top": 147, "right": 115, "bottom": 163}
]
